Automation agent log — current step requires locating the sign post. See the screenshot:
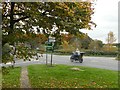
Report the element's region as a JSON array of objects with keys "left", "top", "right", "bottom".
[
  {"left": 45, "top": 47, "right": 48, "bottom": 65},
  {"left": 45, "top": 36, "right": 55, "bottom": 66}
]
